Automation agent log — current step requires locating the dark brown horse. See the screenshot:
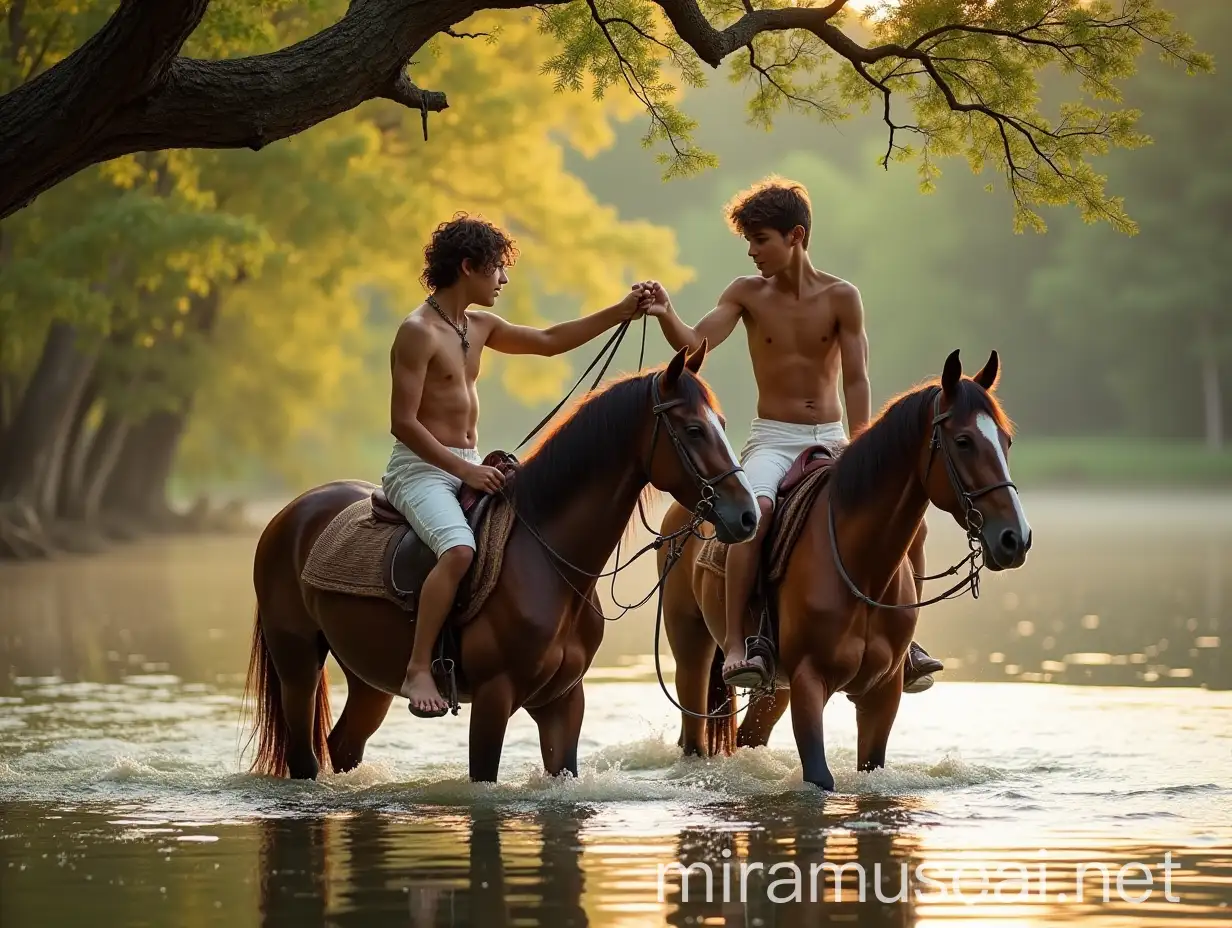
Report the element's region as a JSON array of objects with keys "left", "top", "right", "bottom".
[
  {"left": 659, "top": 349, "right": 1032, "bottom": 789},
  {"left": 244, "top": 343, "right": 757, "bottom": 782}
]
